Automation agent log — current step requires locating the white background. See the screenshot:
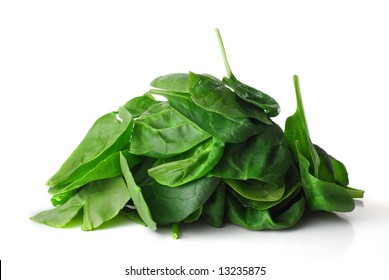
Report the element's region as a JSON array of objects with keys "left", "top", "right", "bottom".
[{"left": 1, "top": 0, "right": 389, "bottom": 279}]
